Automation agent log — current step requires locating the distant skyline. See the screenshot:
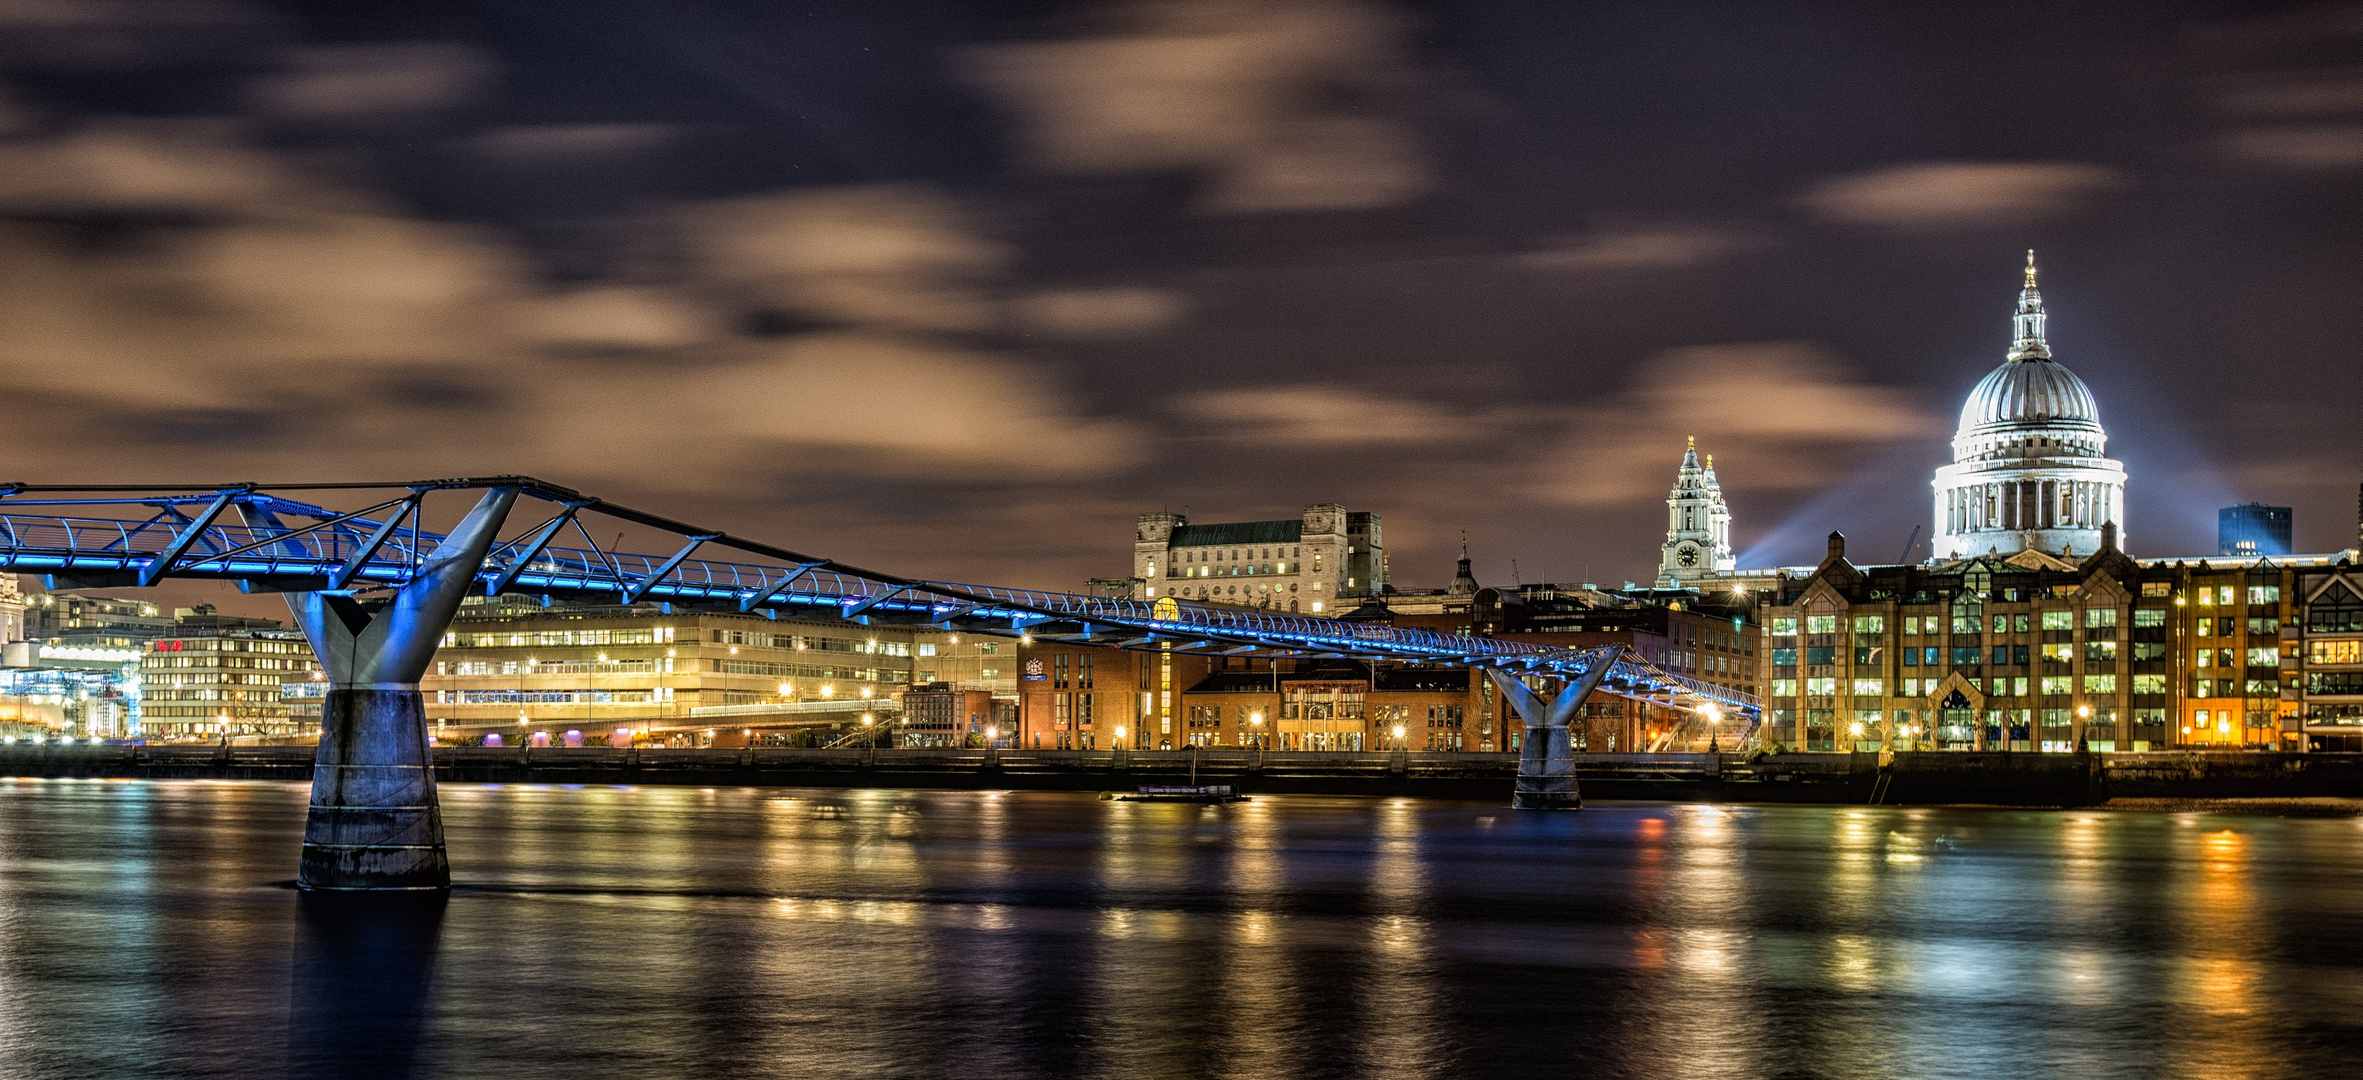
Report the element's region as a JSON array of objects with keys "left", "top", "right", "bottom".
[{"left": 1, "top": 0, "right": 2358, "bottom": 598}]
